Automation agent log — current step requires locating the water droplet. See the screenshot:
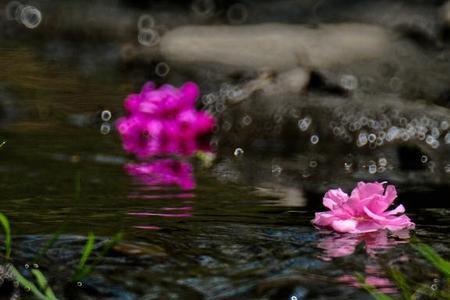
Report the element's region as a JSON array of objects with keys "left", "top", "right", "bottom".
[
  {"left": 333, "top": 126, "right": 344, "bottom": 136},
  {"left": 25, "top": 286, "right": 31, "bottom": 292},
  {"left": 272, "top": 164, "right": 282, "bottom": 176},
  {"left": 440, "top": 121, "right": 449, "bottom": 131},
  {"left": 431, "top": 140, "right": 440, "bottom": 149},
  {"left": 101, "top": 110, "right": 111, "bottom": 121},
  {"left": 32, "top": 263, "right": 39, "bottom": 269},
  {"left": 20, "top": 6, "right": 42, "bottom": 29},
  {"left": 417, "top": 131, "right": 426, "bottom": 141},
  {"left": 309, "top": 160, "right": 318, "bottom": 168},
  {"left": 357, "top": 132, "right": 368, "bottom": 147},
  {"left": 100, "top": 123, "right": 111, "bottom": 135},
  {"left": 310, "top": 135, "right": 319, "bottom": 144},
  {"left": 445, "top": 133, "right": 450, "bottom": 144},
  {"left": 421, "top": 155, "right": 428, "bottom": 163},
  {"left": 191, "top": 0, "right": 215, "bottom": 16},
  {"left": 137, "top": 14, "right": 155, "bottom": 31},
  {"left": 298, "top": 117, "right": 311, "bottom": 131},
  {"left": 368, "top": 133, "right": 376, "bottom": 143},
  {"left": 340, "top": 74, "right": 358, "bottom": 90},
  {"left": 241, "top": 115, "right": 252, "bottom": 126},
  {"left": 400, "top": 131, "right": 410, "bottom": 141},
  {"left": 368, "top": 164, "right": 377, "bottom": 174},
  {"left": 215, "top": 102, "right": 226, "bottom": 113},
  {"left": 227, "top": 3, "right": 248, "bottom": 24},
  {"left": 155, "top": 62, "right": 170, "bottom": 77},
  {"left": 5, "top": 1, "right": 23, "bottom": 21},
  {"left": 138, "top": 28, "right": 160, "bottom": 47},
  {"left": 445, "top": 163, "right": 450, "bottom": 173},
  {"left": 24, "top": 264, "right": 29, "bottom": 269},
  {"left": 431, "top": 127, "right": 440, "bottom": 138},
  {"left": 233, "top": 148, "right": 244, "bottom": 157},
  {"left": 344, "top": 162, "right": 353, "bottom": 172},
  {"left": 378, "top": 157, "right": 387, "bottom": 167},
  {"left": 77, "top": 281, "right": 83, "bottom": 287},
  {"left": 375, "top": 137, "right": 384, "bottom": 146},
  {"left": 386, "top": 126, "right": 399, "bottom": 141},
  {"left": 360, "top": 116, "right": 368, "bottom": 126}
]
